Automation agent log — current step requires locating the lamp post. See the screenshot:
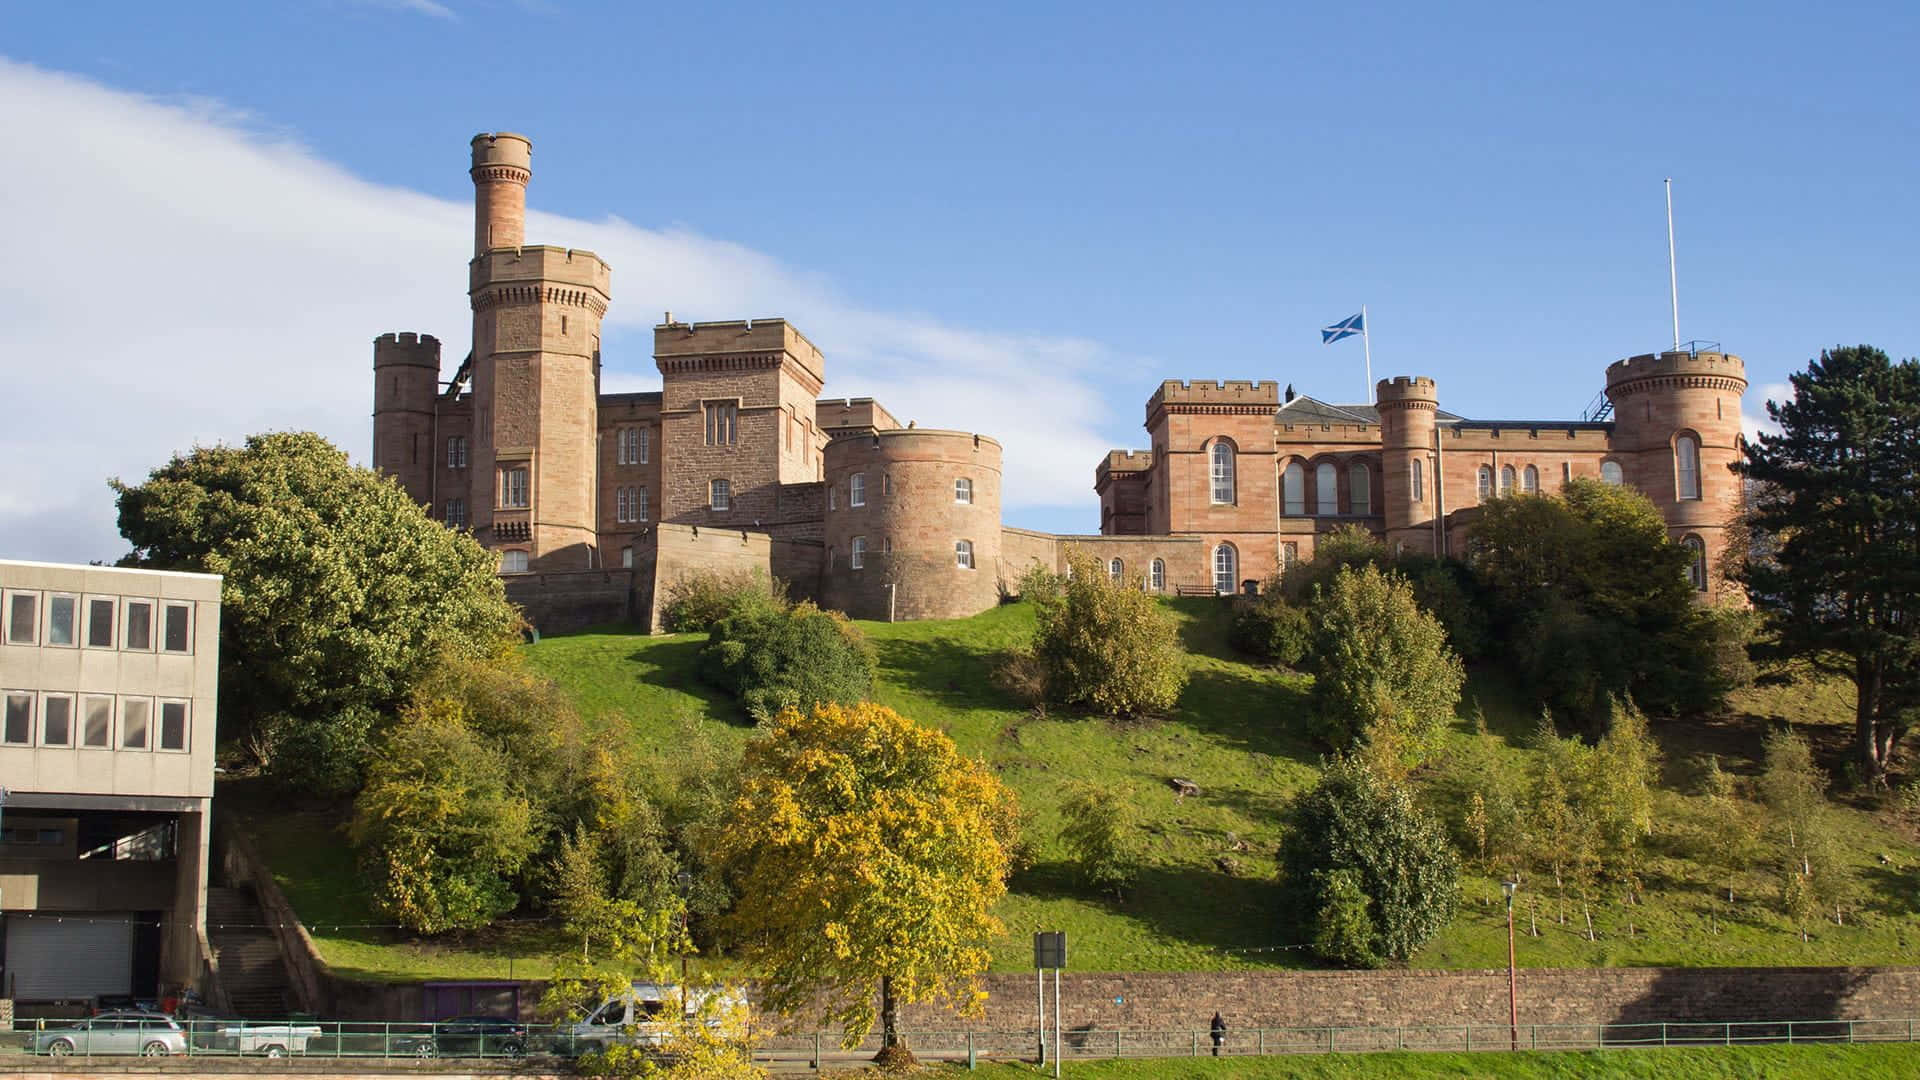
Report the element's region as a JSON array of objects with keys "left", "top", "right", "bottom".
[
  {"left": 1501, "top": 880, "right": 1519, "bottom": 1051},
  {"left": 675, "top": 871, "right": 694, "bottom": 1014}
]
